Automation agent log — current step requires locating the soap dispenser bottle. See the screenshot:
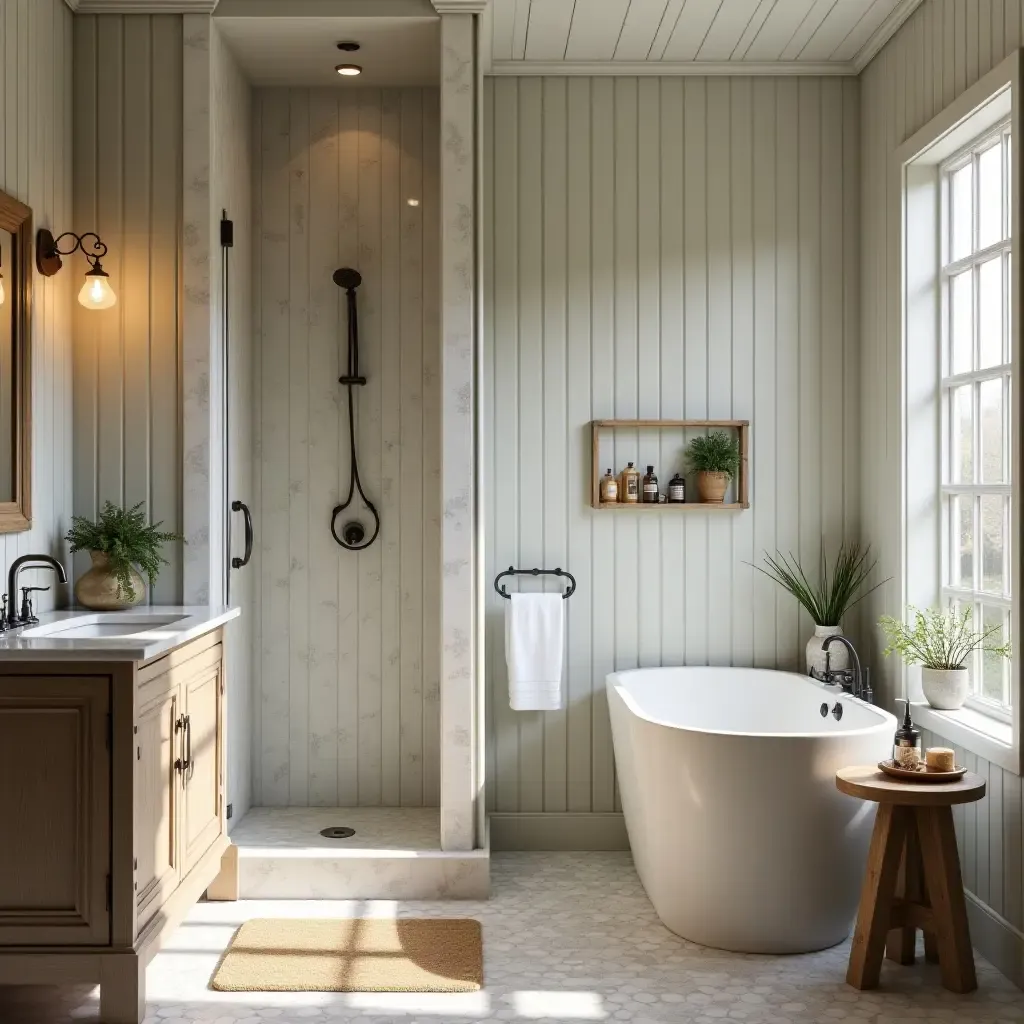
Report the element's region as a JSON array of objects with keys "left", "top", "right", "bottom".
[
  {"left": 893, "top": 698, "right": 922, "bottom": 768},
  {"left": 620, "top": 462, "right": 640, "bottom": 503},
  {"left": 599, "top": 469, "right": 618, "bottom": 504}
]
